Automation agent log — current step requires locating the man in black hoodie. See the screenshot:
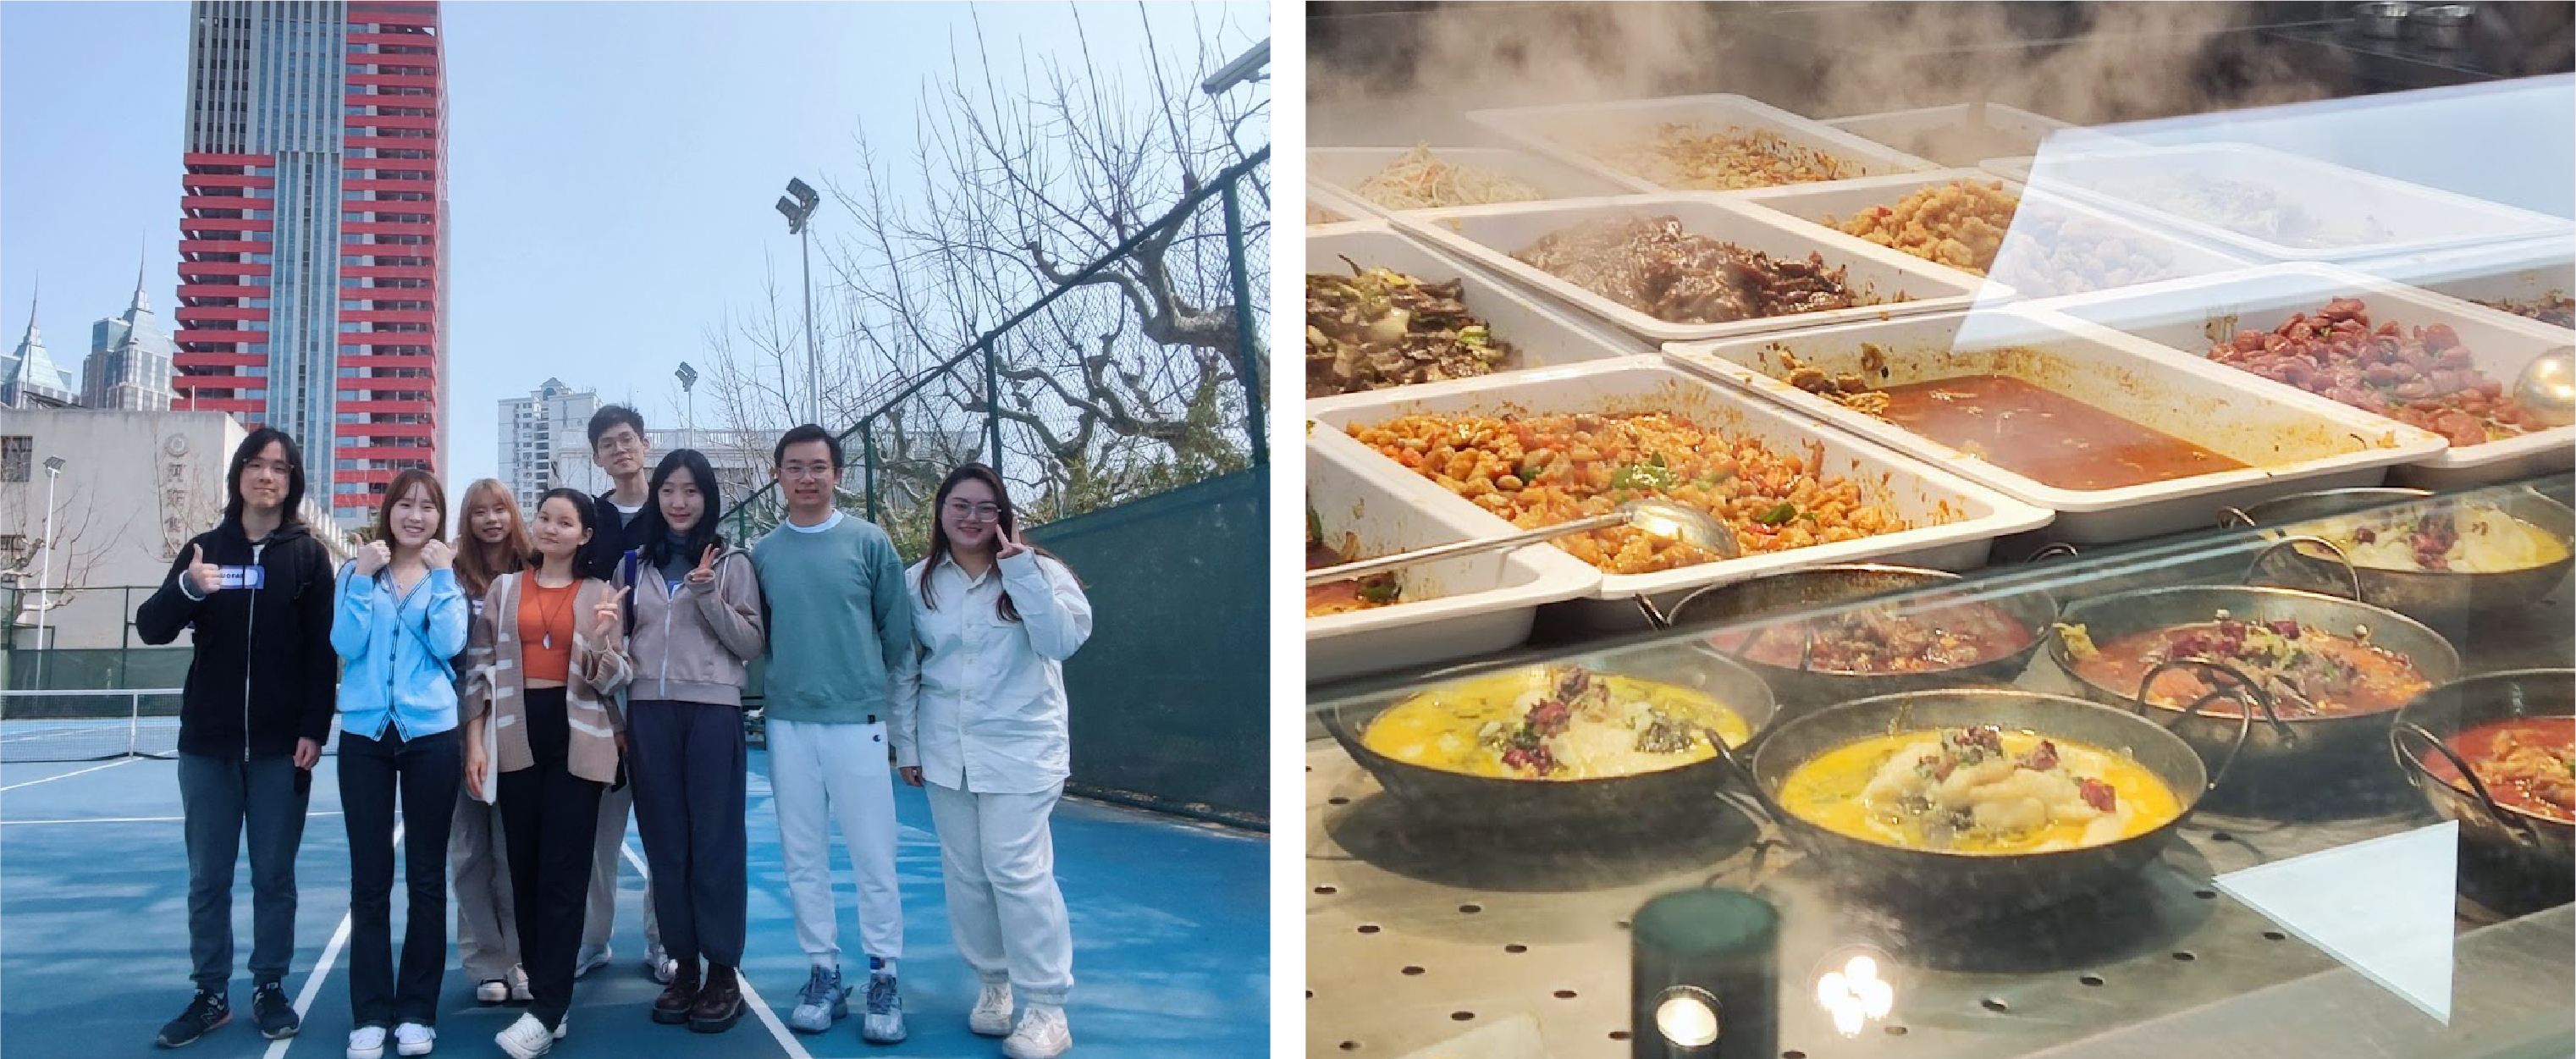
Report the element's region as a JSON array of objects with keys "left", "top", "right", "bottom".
[
  {"left": 136, "top": 427, "right": 340, "bottom": 1049},
  {"left": 574, "top": 403, "right": 676, "bottom": 985}
]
